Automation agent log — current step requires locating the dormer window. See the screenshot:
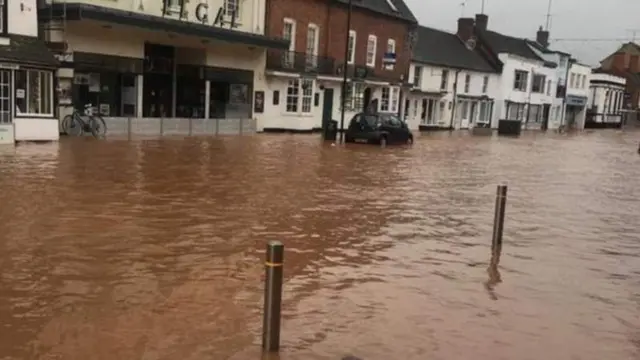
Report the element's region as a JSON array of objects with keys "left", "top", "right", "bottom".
[{"left": 385, "top": 0, "right": 398, "bottom": 12}]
